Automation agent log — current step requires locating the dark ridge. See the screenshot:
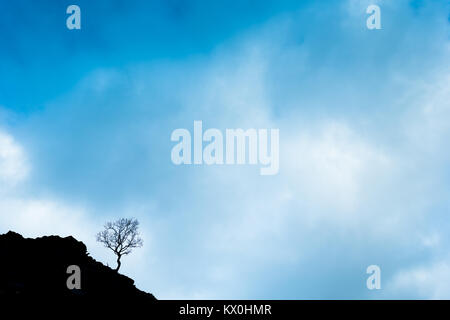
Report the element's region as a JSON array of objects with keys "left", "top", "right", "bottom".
[{"left": 0, "top": 231, "right": 156, "bottom": 304}]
